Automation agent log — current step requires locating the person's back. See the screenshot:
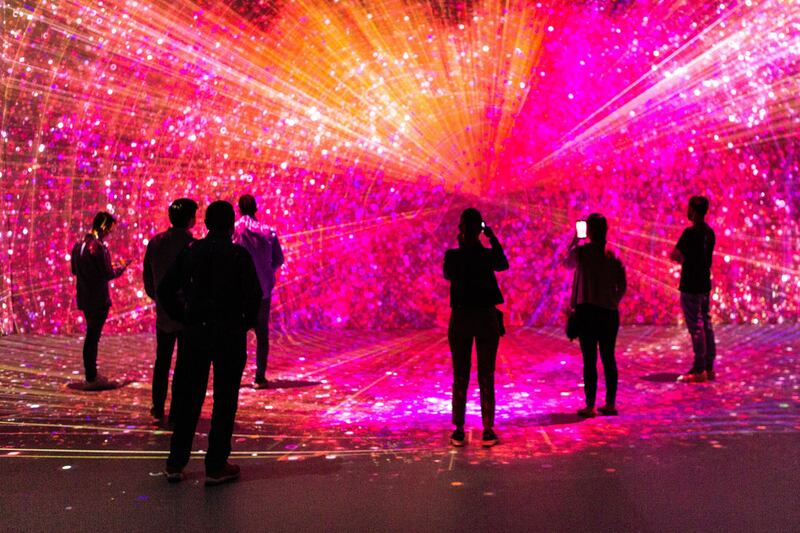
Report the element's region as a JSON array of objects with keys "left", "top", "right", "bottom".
[
  {"left": 570, "top": 242, "right": 626, "bottom": 311},
  {"left": 233, "top": 215, "right": 283, "bottom": 295},
  {"left": 444, "top": 244, "right": 507, "bottom": 309},
  {"left": 144, "top": 228, "right": 195, "bottom": 327},
  {"left": 163, "top": 234, "right": 262, "bottom": 328}
]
